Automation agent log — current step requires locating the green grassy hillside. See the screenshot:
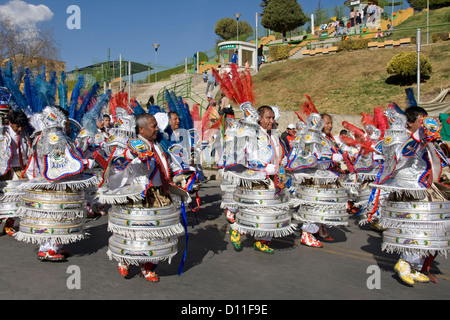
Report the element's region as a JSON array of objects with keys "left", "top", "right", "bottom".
[{"left": 252, "top": 7, "right": 450, "bottom": 115}]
